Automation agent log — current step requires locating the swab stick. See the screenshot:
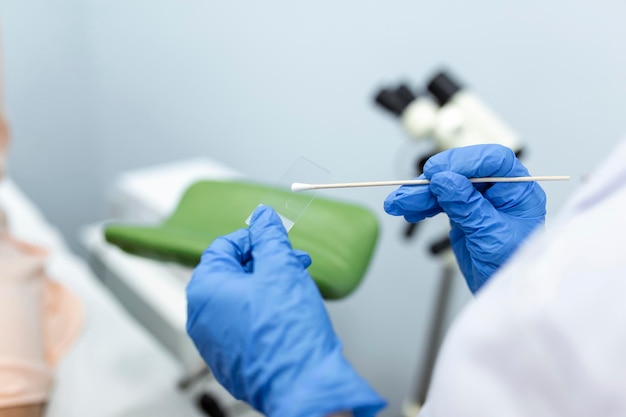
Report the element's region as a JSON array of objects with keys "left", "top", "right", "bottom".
[{"left": 291, "top": 176, "right": 570, "bottom": 192}]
